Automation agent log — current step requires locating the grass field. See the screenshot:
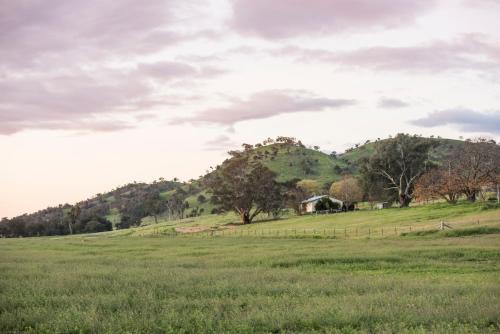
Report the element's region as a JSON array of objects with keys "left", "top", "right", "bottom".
[
  {"left": 1, "top": 202, "right": 500, "bottom": 333},
  {"left": 106, "top": 201, "right": 500, "bottom": 238}
]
